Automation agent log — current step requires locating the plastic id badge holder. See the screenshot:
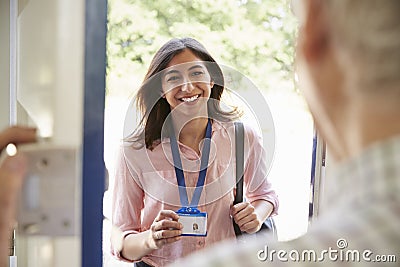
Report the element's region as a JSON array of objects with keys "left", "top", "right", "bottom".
[{"left": 176, "top": 208, "right": 207, "bottom": 236}]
